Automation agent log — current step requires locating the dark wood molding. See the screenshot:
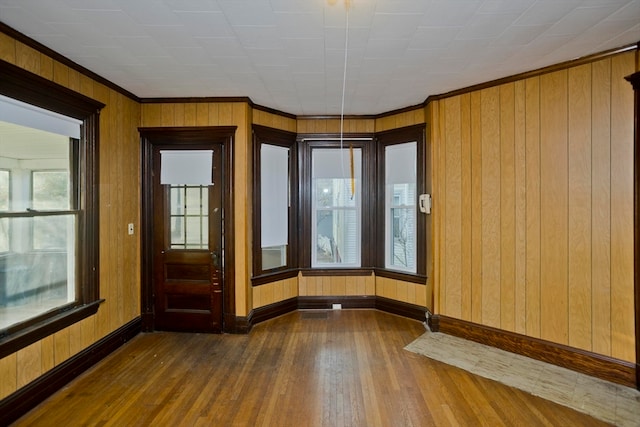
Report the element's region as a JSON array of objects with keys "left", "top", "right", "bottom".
[
  {"left": 625, "top": 70, "right": 640, "bottom": 390},
  {"left": 299, "top": 268, "right": 374, "bottom": 277},
  {"left": 252, "top": 297, "right": 299, "bottom": 325},
  {"left": 251, "top": 269, "right": 299, "bottom": 286},
  {"left": 252, "top": 103, "right": 298, "bottom": 120},
  {"left": 375, "top": 296, "right": 428, "bottom": 321},
  {"left": 140, "top": 96, "right": 251, "bottom": 104},
  {"left": 0, "top": 300, "right": 102, "bottom": 360},
  {"left": 427, "top": 43, "right": 638, "bottom": 104},
  {"left": 433, "top": 315, "right": 636, "bottom": 388},
  {"left": 0, "top": 22, "right": 139, "bottom": 103},
  {"left": 298, "top": 295, "right": 377, "bottom": 310},
  {"left": 373, "top": 269, "right": 427, "bottom": 284},
  {"left": 0, "top": 317, "right": 141, "bottom": 426}
]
